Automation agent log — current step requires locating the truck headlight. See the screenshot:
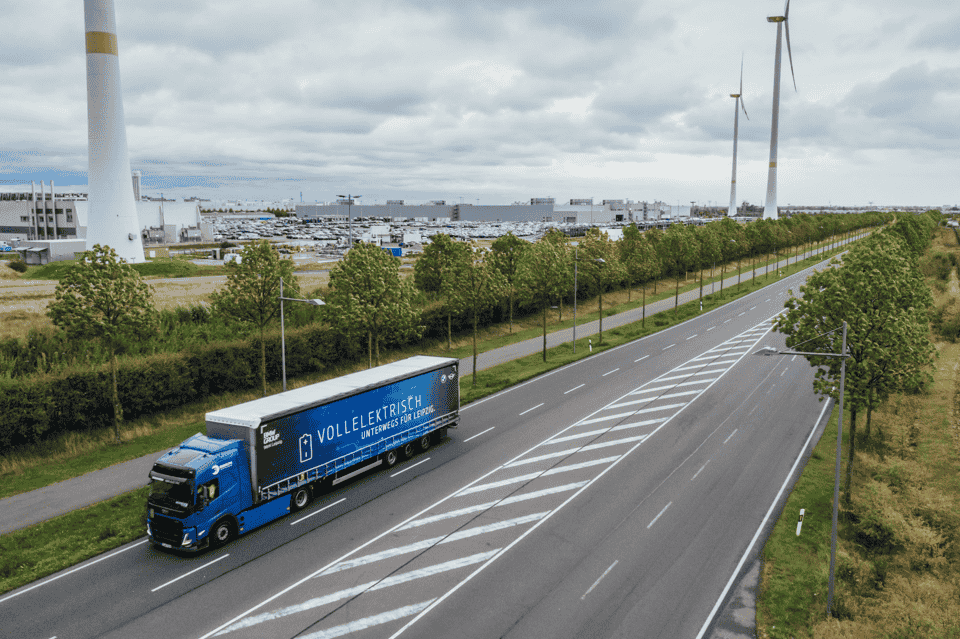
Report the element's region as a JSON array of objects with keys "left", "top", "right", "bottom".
[{"left": 181, "top": 530, "right": 193, "bottom": 546}]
